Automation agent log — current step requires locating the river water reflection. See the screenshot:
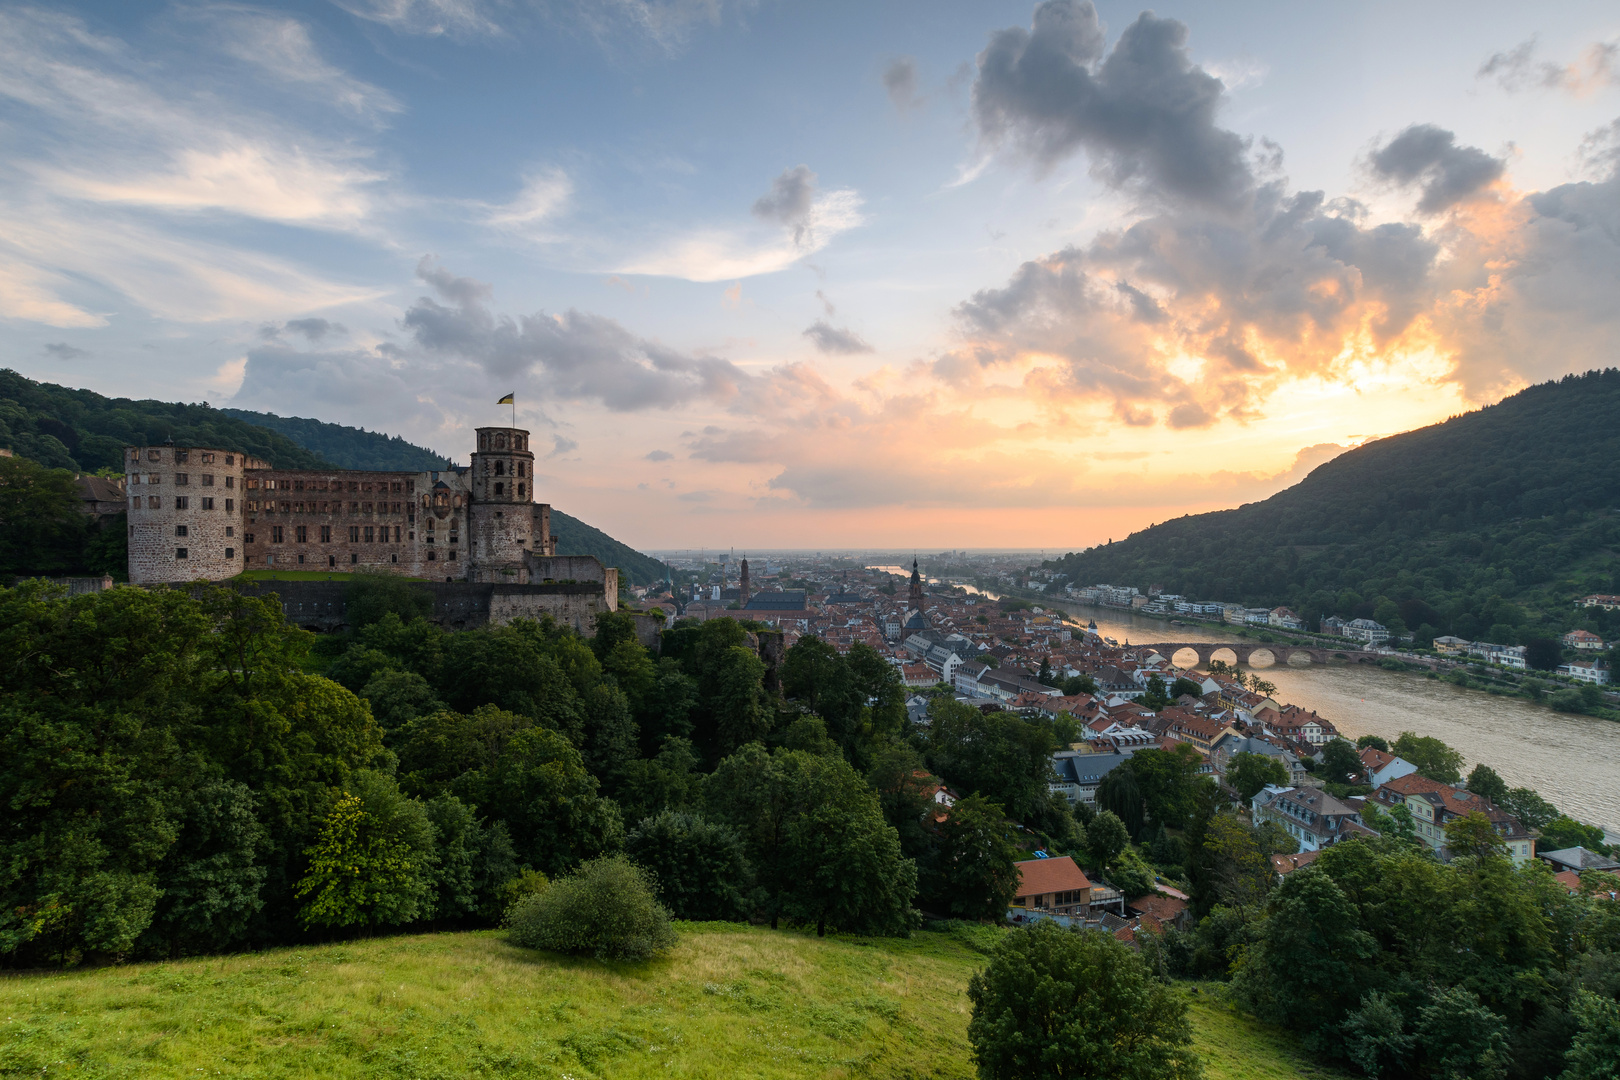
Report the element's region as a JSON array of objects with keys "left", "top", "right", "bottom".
[{"left": 1077, "top": 609, "right": 1620, "bottom": 835}]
